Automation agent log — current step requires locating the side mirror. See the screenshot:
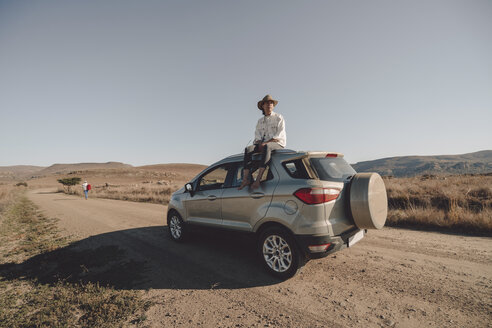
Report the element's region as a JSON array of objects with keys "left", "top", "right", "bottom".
[{"left": 185, "top": 183, "right": 194, "bottom": 197}]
